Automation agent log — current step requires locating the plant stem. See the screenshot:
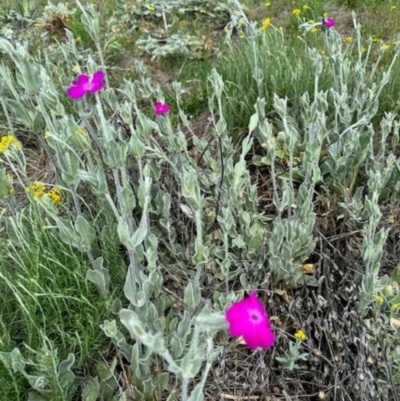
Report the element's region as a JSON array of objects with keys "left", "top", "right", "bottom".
[
  {"left": 160, "top": 0, "right": 168, "bottom": 33},
  {"left": 0, "top": 95, "right": 15, "bottom": 135}
]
